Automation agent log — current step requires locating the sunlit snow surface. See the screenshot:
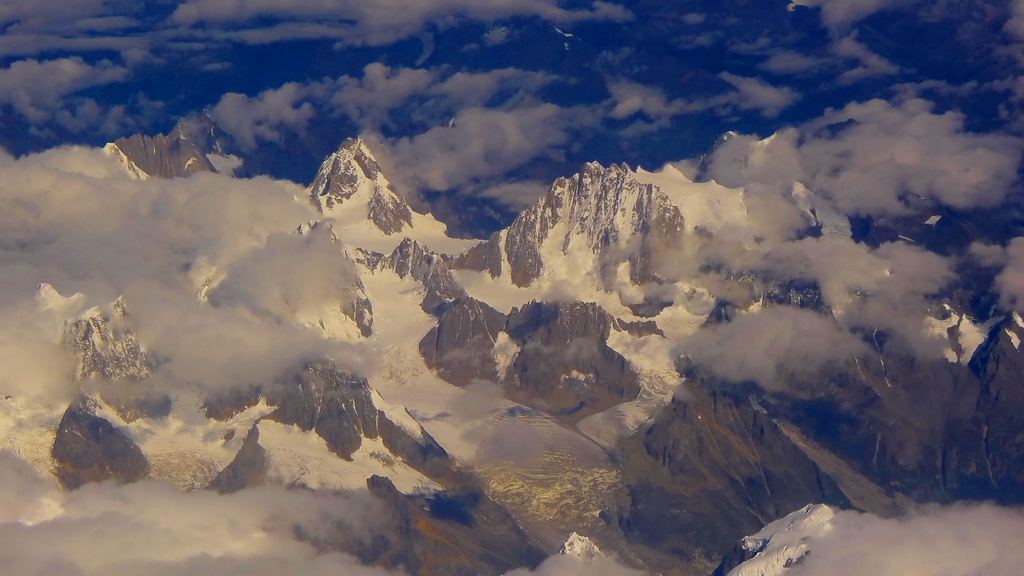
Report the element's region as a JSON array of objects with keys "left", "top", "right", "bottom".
[{"left": 727, "top": 504, "right": 836, "bottom": 576}]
